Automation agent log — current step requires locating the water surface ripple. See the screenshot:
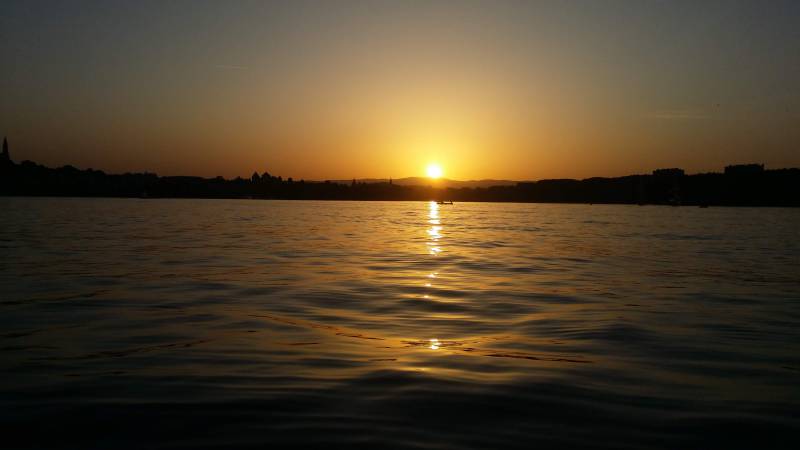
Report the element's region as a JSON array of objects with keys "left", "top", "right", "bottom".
[{"left": 1, "top": 198, "right": 799, "bottom": 449}]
